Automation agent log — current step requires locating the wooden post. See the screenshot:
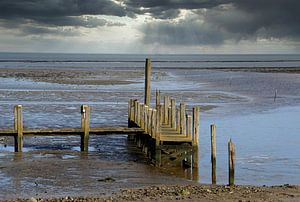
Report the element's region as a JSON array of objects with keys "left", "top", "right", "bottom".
[
  {"left": 163, "top": 96, "right": 169, "bottom": 124},
  {"left": 144, "top": 58, "right": 151, "bottom": 106},
  {"left": 193, "top": 107, "right": 200, "bottom": 146},
  {"left": 176, "top": 109, "right": 180, "bottom": 132},
  {"left": 156, "top": 89, "right": 160, "bottom": 108},
  {"left": 228, "top": 139, "right": 235, "bottom": 186},
  {"left": 160, "top": 104, "right": 164, "bottom": 124},
  {"left": 171, "top": 99, "right": 176, "bottom": 129},
  {"left": 148, "top": 109, "right": 153, "bottom": 136},
  {"left": 81, "top": 105, "right": 90, "bottom": 152},
  {"left": 129, "top": 99, "right": 135, "bottom": 127},
  {"left": 144, "top": 106, "right": 149, "bottom": 133},
  {"left": 137, "top": 102, "right": 140, "bottom": 127},
  {"left": 152, "top": 109, "right": 157, "bottom": 138},
  {"left": 134, "top": 100, "right": 138, "bottom": 124},
  {"left": 155, "top": 105, "right": 161, "bottom": 146},
  {"left": 168, "top": 107, "right": 172, "bottom": 126},
  {"left": 211, "top": 124, "right": 217, "bottom": 184},
  {"left": 180, "top": 103, "right": 186, "bottom": 135},
  {"left": 14, "top": 105, "right": 23, "bottom": 152},
  {"left": 140, "top": 104, "right": 145, "bottom": 129},
  {"left": 128, "top": 99, "right": 132, "bottom": 127},
  {"left": 187, "top": 115, "right": 192, "bottom": 140},
  {"left": 14, "top": 106, "right": 18, "bottom": 131}
]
